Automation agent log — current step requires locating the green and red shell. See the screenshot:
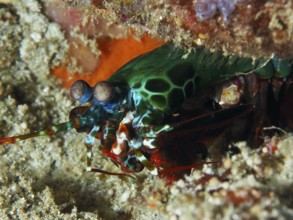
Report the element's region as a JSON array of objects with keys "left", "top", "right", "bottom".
[{"left": 109, "top": 44, "right": 266, "bottom": 114}]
